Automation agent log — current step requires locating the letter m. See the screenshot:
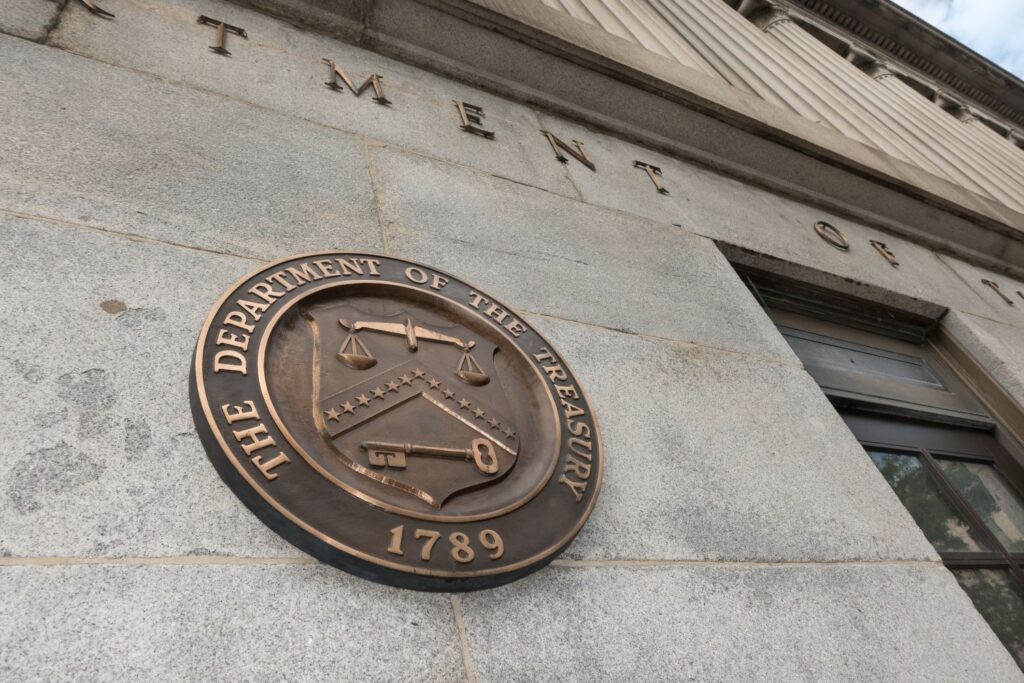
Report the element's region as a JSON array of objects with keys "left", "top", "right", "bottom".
[{"left": 322, "top": 58, "right": 391, "bottom": 106}]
